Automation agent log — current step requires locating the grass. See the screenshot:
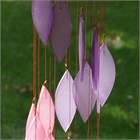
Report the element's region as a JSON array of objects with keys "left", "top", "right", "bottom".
[{"left": 1, "top": 1, "right": 139, "bottom": 139}]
